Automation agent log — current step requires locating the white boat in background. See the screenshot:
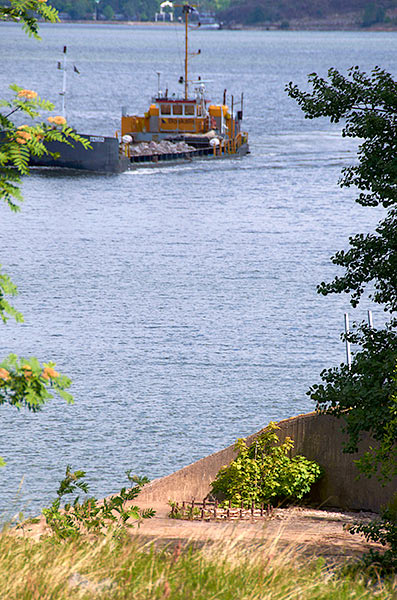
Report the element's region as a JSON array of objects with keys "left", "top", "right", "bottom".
[{"left": 189, "top": 11, "right": 221, "bottom": 30}]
